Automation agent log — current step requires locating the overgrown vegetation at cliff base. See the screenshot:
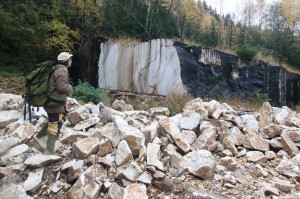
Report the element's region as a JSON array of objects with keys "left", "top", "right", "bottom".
[
  {"left": 72, "top": 81, "right": 112, "bottom": 105},
  {"left": 122, "top": 92, "right": 193, "bottom": 116},
  {"left": 0, "top": 65, "right": 24, "bottom": 94},
  {"left": 72, "top": 81, "right": 105, "bottom": 104}
]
